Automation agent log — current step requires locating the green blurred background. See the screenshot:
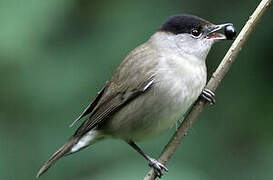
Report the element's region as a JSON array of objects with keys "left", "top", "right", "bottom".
[{"left": 0, "top": 0, "right": 272, "bottom": 179}]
